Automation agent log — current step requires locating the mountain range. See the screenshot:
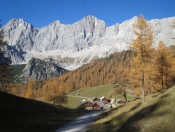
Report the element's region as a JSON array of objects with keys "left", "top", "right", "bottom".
[{"left": 1, "top": 16, "right": 175, "bottom": 70}]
